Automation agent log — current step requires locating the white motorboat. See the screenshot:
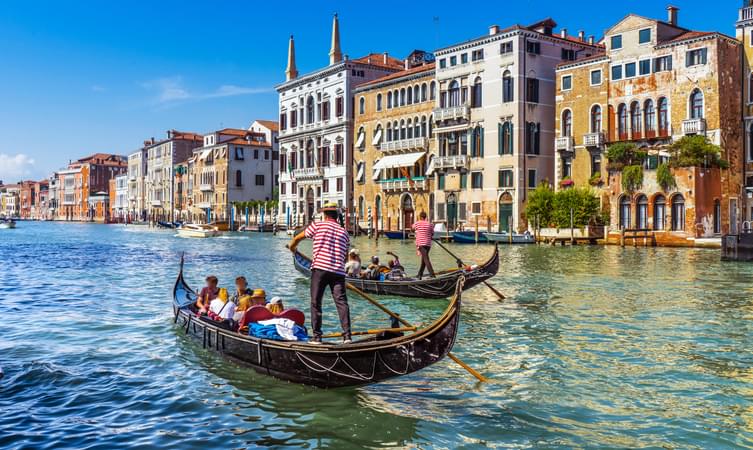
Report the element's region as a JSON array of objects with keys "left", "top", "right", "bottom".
[
  {"left": 0, "top": 219, "right": 16, "bottom": 229},
  {"left": 484, "top": 231, "right": 535, "bottom": 244},
  {"left": 176, "top": 223, "right": 220, "bottom": 238}
]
